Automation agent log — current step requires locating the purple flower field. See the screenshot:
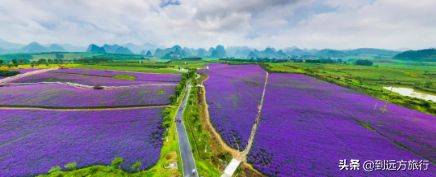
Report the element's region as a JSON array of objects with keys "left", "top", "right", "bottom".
[
  {"left": 202, "top": 64, "right": 266, "bottom": 150},
  {"left": 0, "top": 84, "right": 174, "bottom": 107},
  {"left": 53, "top": 69, "right": 182, "bottom": 82},
  {"left": 11, "top": 69, "right": 181, "bottom": 86},
  {"left": 0, "top": 108, "right": 165, "bottom": 177},
  {"left": 248, "top": 73, "right": 436, "bottom": 176}
]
